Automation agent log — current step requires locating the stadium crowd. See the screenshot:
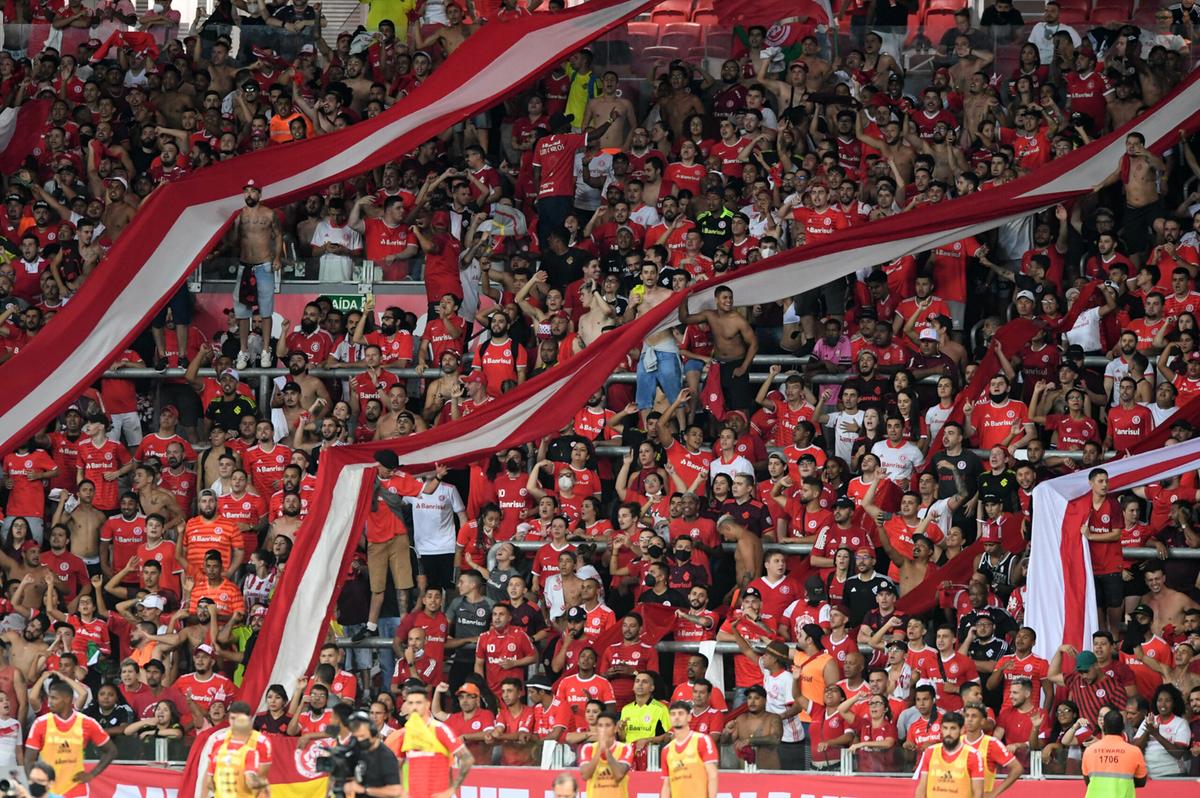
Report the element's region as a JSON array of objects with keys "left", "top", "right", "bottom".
[{"left": 0, "top": 0, "right": 1199, "bottom": 784}]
